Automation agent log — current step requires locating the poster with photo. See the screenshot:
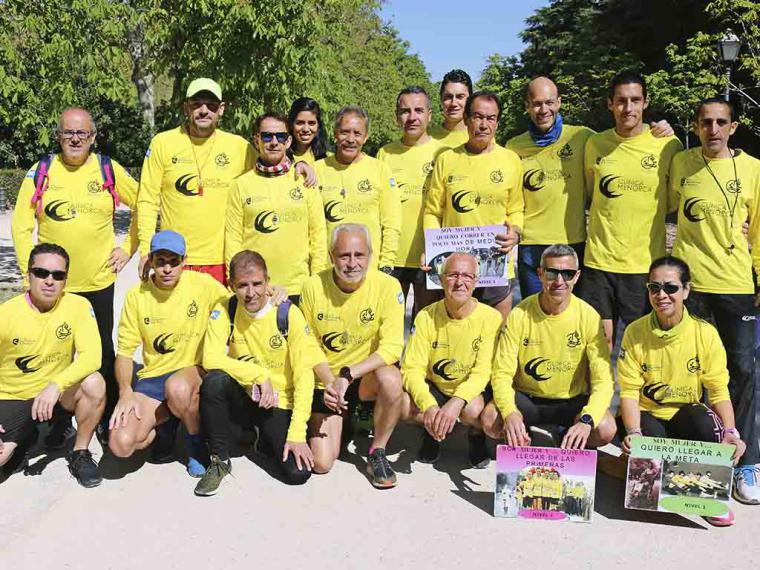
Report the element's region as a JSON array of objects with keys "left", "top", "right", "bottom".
[
  {"left": 424, "top": 225, "right": 509, "bottom": 290},
  {"left": 625, "top": 436, "right": 734, "bottom": 517},
  {"left": 494, "top": 445, "right": 597, "bottom": 522}
]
